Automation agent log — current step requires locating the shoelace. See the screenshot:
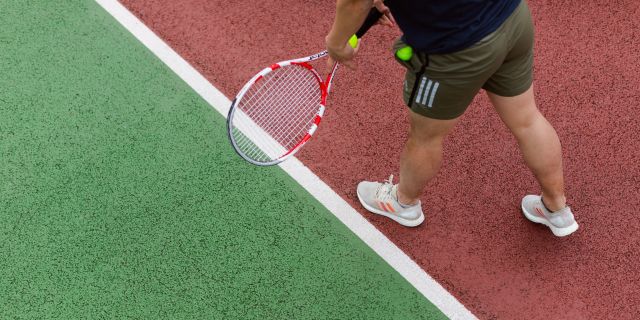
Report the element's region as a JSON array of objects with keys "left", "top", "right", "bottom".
[{"left": 374, "top": 175, "right": 396, "bottom": 203}]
